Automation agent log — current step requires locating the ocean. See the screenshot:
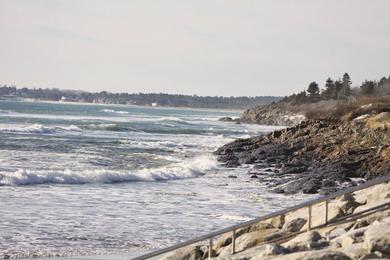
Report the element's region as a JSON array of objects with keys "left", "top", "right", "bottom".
[{"left": 0, "top": 100, "right": 311, "bottom": 259}]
